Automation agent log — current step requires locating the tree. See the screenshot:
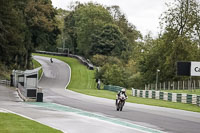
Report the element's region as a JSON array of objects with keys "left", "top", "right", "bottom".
[
  {"left": 160, "top": 0, "right": 200, "bottom": 43},
  {"left": 90, "top": 24, "right": 129, "bottom": 57},
  {"left": 25, "top": 0, "right": 60, "bottom": 51},
  {"left": 0, "top": 0, "right": 28, "bottom": 69},
  {"left": 0, "top": 0, "right": 60, "bottom": 71},
  {"left": 64, "top": 2, "right": 113, "bottom": 57},
  {"left": 55, "top": 9, "right": 69, "bottom": 49},
  {"left": 139, "top": 0, "right": 200, "bottom": 84}
]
